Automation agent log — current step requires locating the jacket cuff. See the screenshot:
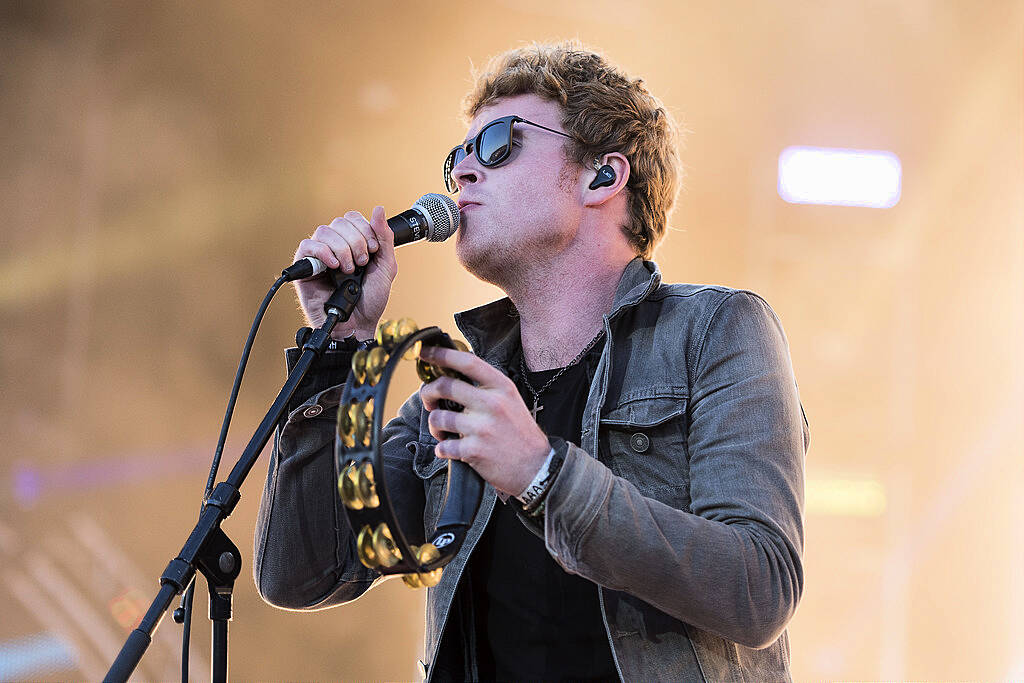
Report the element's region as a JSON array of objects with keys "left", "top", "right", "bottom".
[
  {"left": 284, "top": 347, "right": 354, "bottom": 414},
  {"left": 542, "top": 441, "right": 614, "bottom": 574}
]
